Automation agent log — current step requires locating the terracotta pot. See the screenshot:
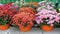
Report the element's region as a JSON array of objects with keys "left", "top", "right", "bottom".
[
  {"left": 41, "top": 25, "right": 53, "bottom": 32},
  {"left": 19, "top": 25, "right": 32, "bottom": 32},
  {"left": 0, "top": 24, "right": 10, "bottom": 30},
  {"left": 27, "top": 2, "right": 39, "bottom": 7}
]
